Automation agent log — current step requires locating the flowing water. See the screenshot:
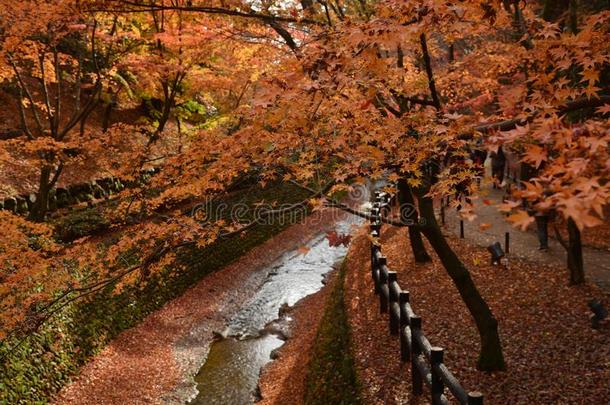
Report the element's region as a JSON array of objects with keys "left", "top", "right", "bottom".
[{"left": 190, "top": 217, "right": 360, "bottom": 404}]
